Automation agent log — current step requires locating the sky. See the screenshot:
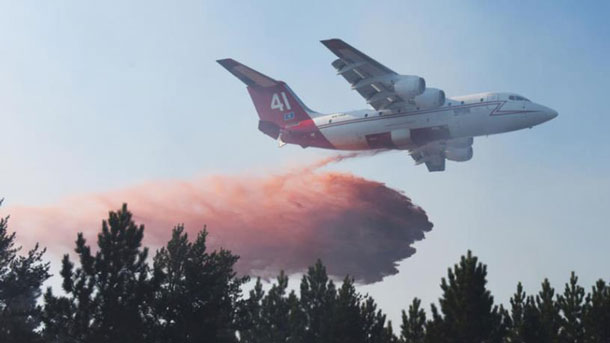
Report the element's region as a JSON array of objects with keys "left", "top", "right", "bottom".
[{"left": 1, "top": 0, "right": 610, "bottom": 324}]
